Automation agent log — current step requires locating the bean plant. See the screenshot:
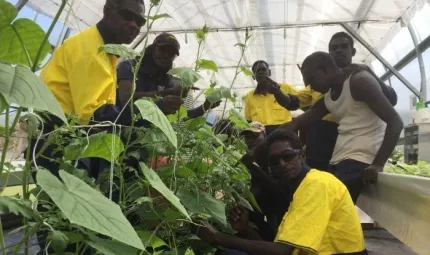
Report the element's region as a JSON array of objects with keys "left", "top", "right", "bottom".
[{"left": 0, "top": 0, "right": 256, "bottom": 254}]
